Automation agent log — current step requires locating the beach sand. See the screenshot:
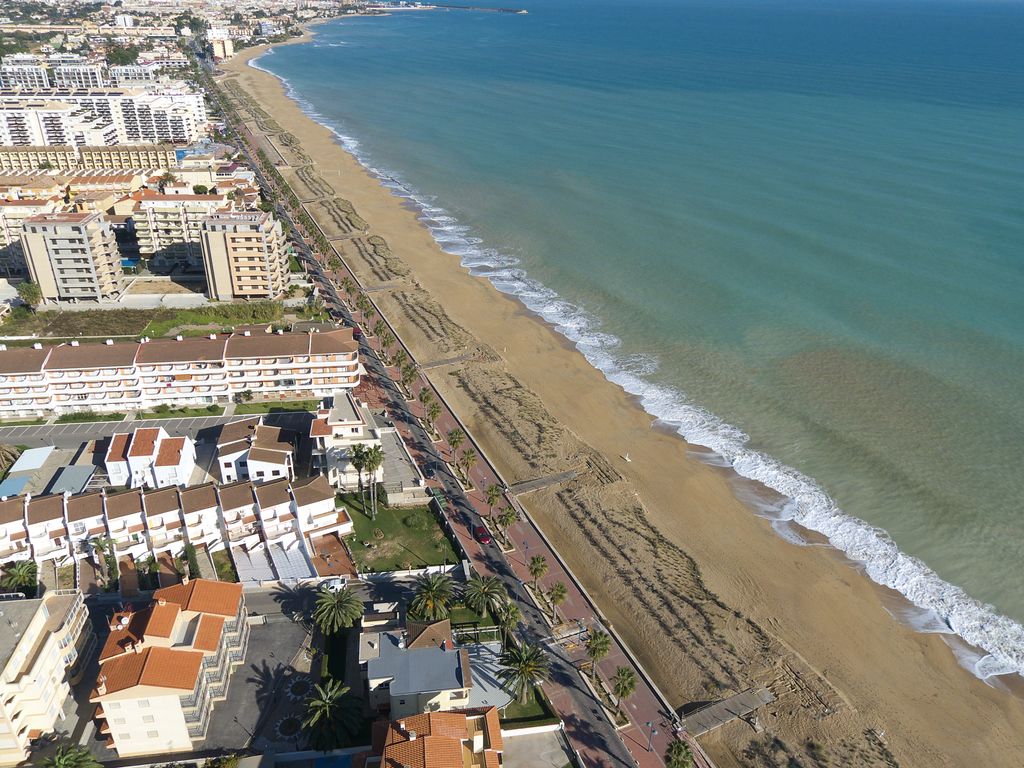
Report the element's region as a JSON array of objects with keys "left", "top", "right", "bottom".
[{"left": 222, "top": 34, "right": 1024, "bottom": 767}]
